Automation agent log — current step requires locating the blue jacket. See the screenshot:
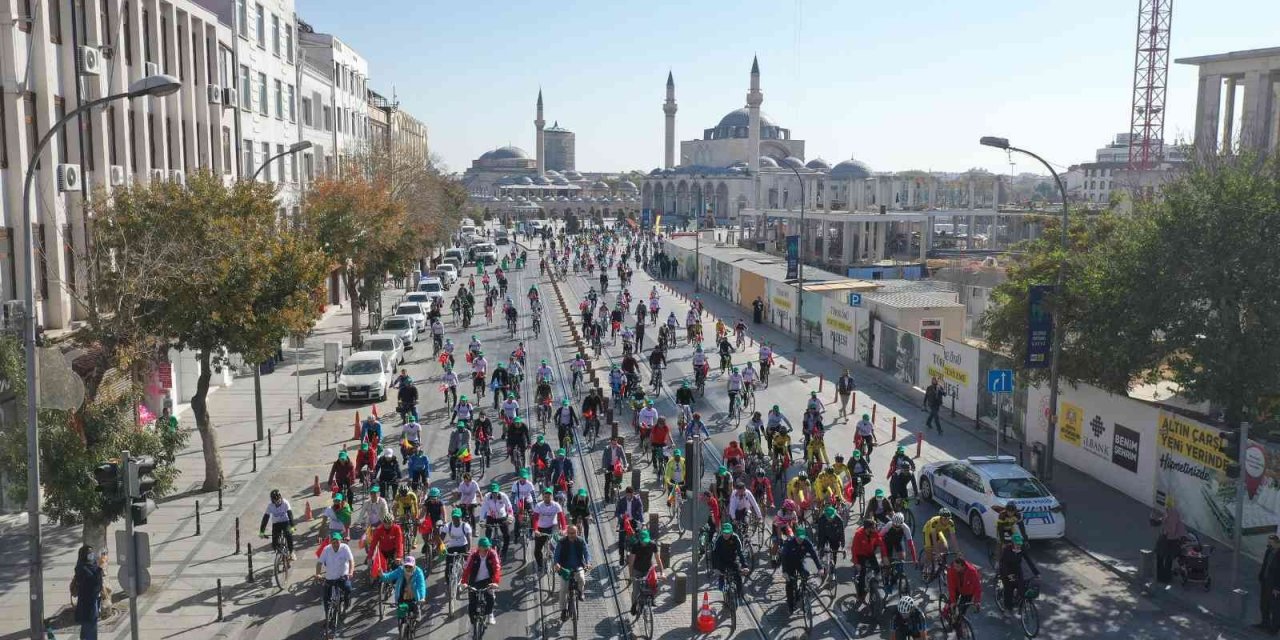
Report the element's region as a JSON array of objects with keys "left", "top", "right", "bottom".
[
  {"left": 379, "top": 564, "right": 427, "bottom": 601},
  {"left": 407, "top": 453, "right": 431, "bottom": 475},
  {"left": 555, "top": 537, "right": 591, "bottom": 570}
]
